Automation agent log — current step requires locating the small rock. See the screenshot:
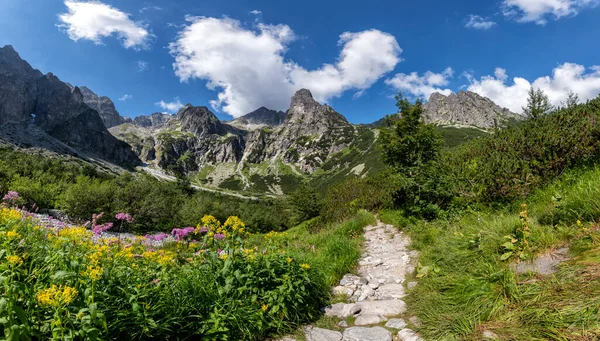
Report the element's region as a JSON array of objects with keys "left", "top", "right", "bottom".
[
  {"left": 482, "top": 330, "right": 499, "bottom": 340},
  {"left": 378, "top": 284, "right": 405, "bottom": 298},
  {"left": 408, "top": 316, "right": 422, "bottom": 328},
  {"left": 306, "top": 327, "right": 343, "bottom": 341},
  {"left": 368, "top": 282, "right": 380, "bottom": 290},
  {"left": 338, "top": 320, "right": 349, "bottom": 328},
  {"left": 385, "top": 318, "right": 407, "bottom": 329},
  {"left": 341, "top": 274, "right": 361, "bottom": 286},
  {"left": 324, "top": 303, "right": 361, "bottom": 318},
  {"left": 357, "top": 300, "right": 406, "bottom": 317},
  {"left": 332, "top": 286, "right": 354, "bottom": 296},
  {"left": 343, "top": 327, "right": 392, "bottom": 341},
  {"left": 397, "top": 329, "right": 423, "bottom": 341},
  {"left": 362, "top": 286, "right": 375, "bottom": 297},
  {"left": 354, "top": 314, "right": 387, "bottom": 326},
  {"left": 357, "top": 277, "right": 369, "bottom": 285},
  {"left": 407, "top": 282, "right": 418, "bottom": 290}
]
